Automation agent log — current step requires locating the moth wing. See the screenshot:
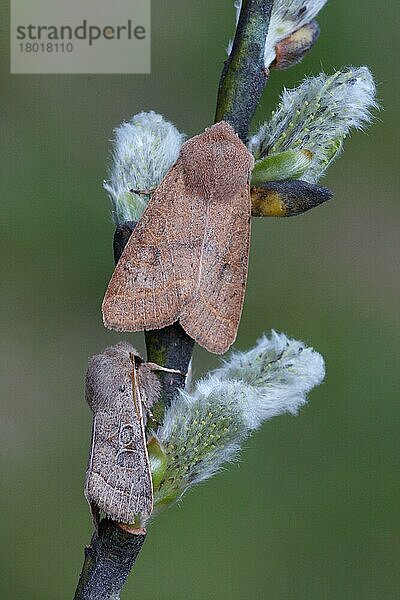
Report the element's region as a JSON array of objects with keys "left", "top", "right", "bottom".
[
  {"left": 179, "top": 184, "right": 251, "bottom": 354},
  {"left": 85, "top": 347, "right": 153, "bottom": 524},
  {"left": 102, "top": 163, "right": 206, "bottom": 332}
]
